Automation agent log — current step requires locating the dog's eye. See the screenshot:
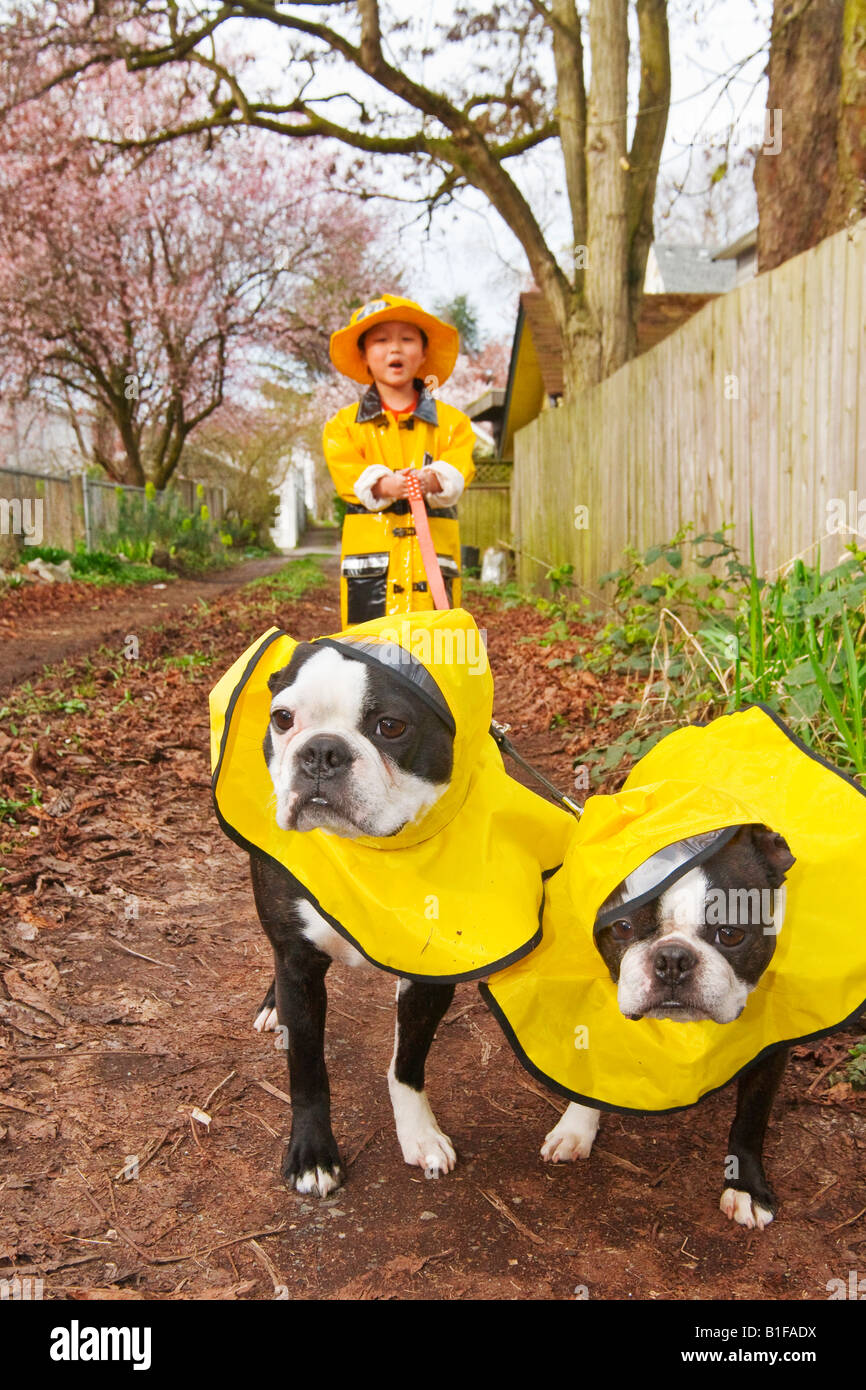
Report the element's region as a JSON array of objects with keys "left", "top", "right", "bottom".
[
  {"left": 377, "top": 717, "right": 407, "bottom": 739},
  {"left": 716, "top": 926, "right": 746, "bottom": 948},
  {"left": 610, "top": 920, "right": 635, "bottom": 943},
  {"left": 271, "top": 709, "right": 294, "bottom": 733}
]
